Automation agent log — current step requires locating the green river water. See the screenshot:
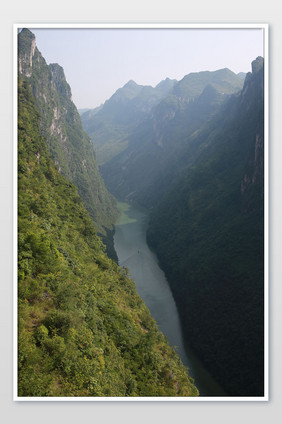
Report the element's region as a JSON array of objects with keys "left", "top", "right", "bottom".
[{"left": 114, "top": 201, "right": 226, "bottom": 396}]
